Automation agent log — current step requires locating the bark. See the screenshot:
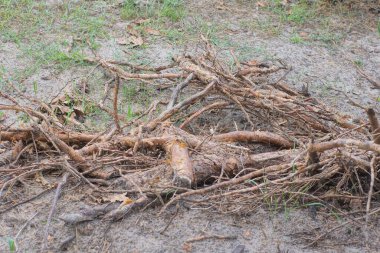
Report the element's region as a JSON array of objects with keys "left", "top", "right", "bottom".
[
  {"left": 0, "top": 130, "right": 98, "bottom": 144},
  {"left": 175, "top": 56, "right": 218, "bottom": 83},
  {"left": 237, "top": 65, "right": 280, "bottom": 76},
  {"left": 214, "top": 131, "right": 292, "bottom": 148},
  {"left": 310, "top": 139, "right": 380, "bottom": 154},
  {"left": 164, "top": 138, "right": 194, "bottom": 188},
  {"left": 98, "top": 59, "right": 186, "bottom": 80},
  {"left": 115, "top": 147, "right": 301, "bottom": 190}
]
